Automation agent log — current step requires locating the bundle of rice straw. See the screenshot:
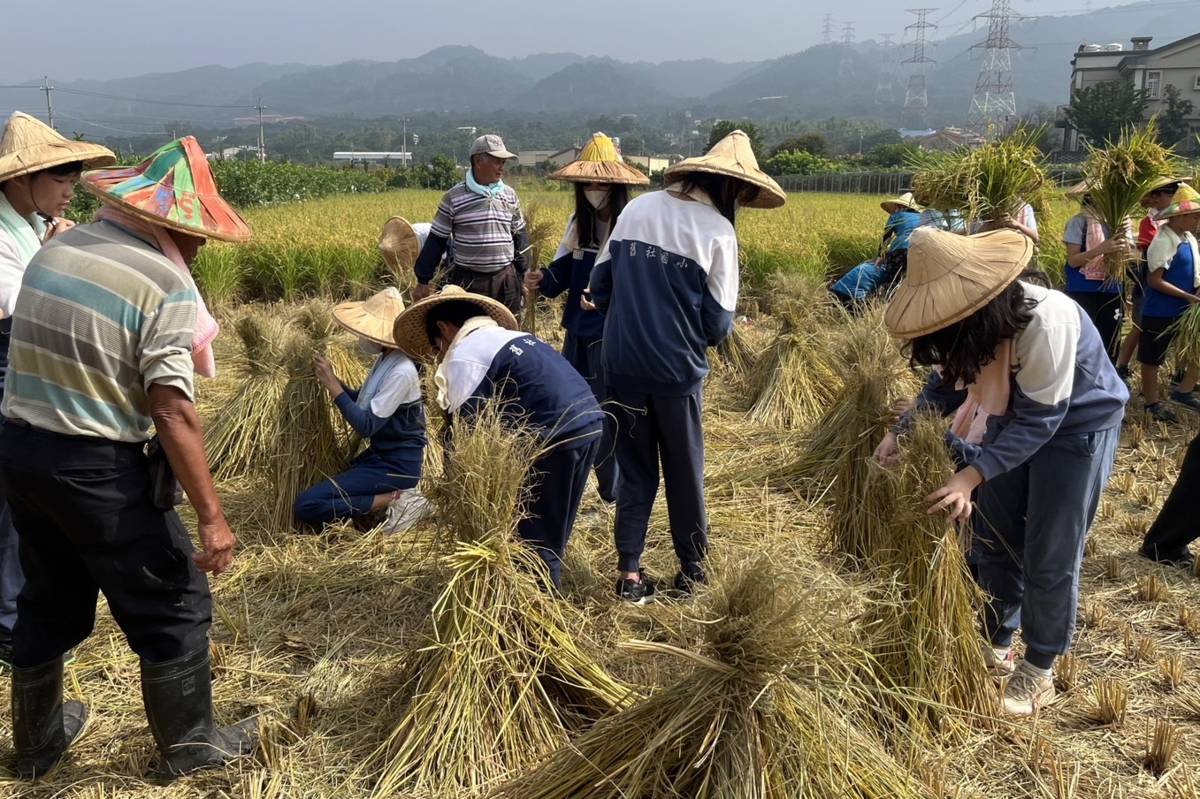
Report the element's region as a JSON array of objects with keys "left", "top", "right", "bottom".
[
  {"left": 714, "top": 320, "right": 758, "bottom": 380},
  {"left": 763, "top": 310, "right": 918, "bottom": 563},
  {"left": 522, "top": 202, "right": 561, "bottom": 336},
  {"left": 1082, "top": 121, "right": 1178, "bottom": 280},
  {"left": 745, "top": 272, "right": 845, "bottom": 428},
  {"left": 1166, "top": 298, "right": 1200, "bottom": 369},
  {"left": 369, "top": 403, "right": 630, "bottom": 798},
  {"left": 489, "top": 556, "right": 934, "bottom": 799},
  {"left": 911, "top": 127, "right": 1051, "bottom": 228},
  {"left": 862, "top": 413, "right": 997, "bottom": 736}
]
